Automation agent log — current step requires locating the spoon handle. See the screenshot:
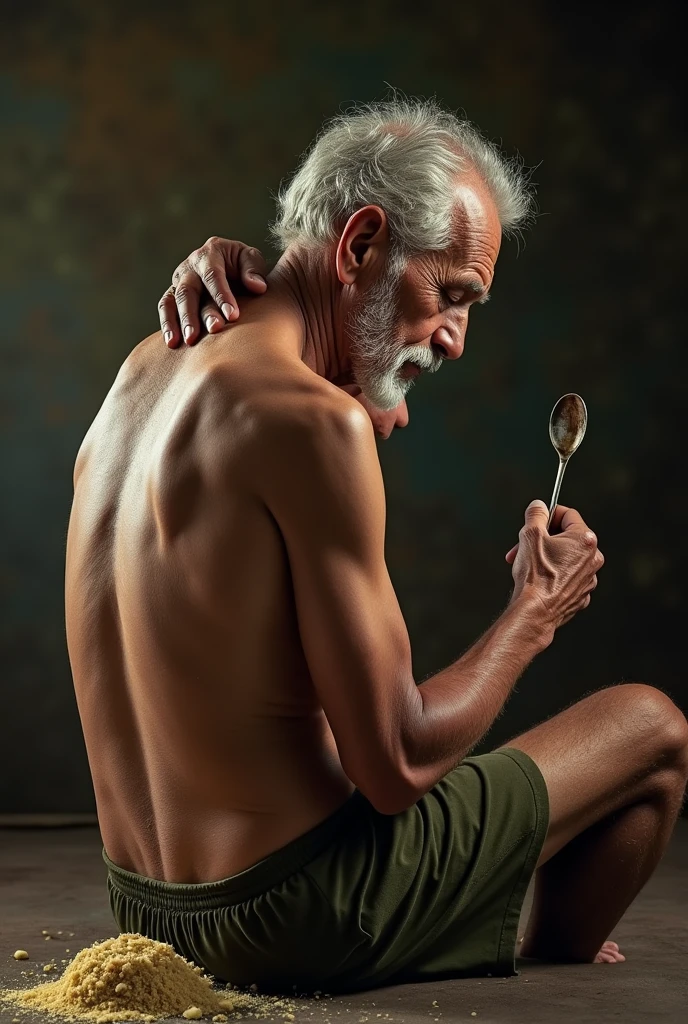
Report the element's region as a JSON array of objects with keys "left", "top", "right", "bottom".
[{"left": 548, "top": 457, "right": 569, "bottom": 531}]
